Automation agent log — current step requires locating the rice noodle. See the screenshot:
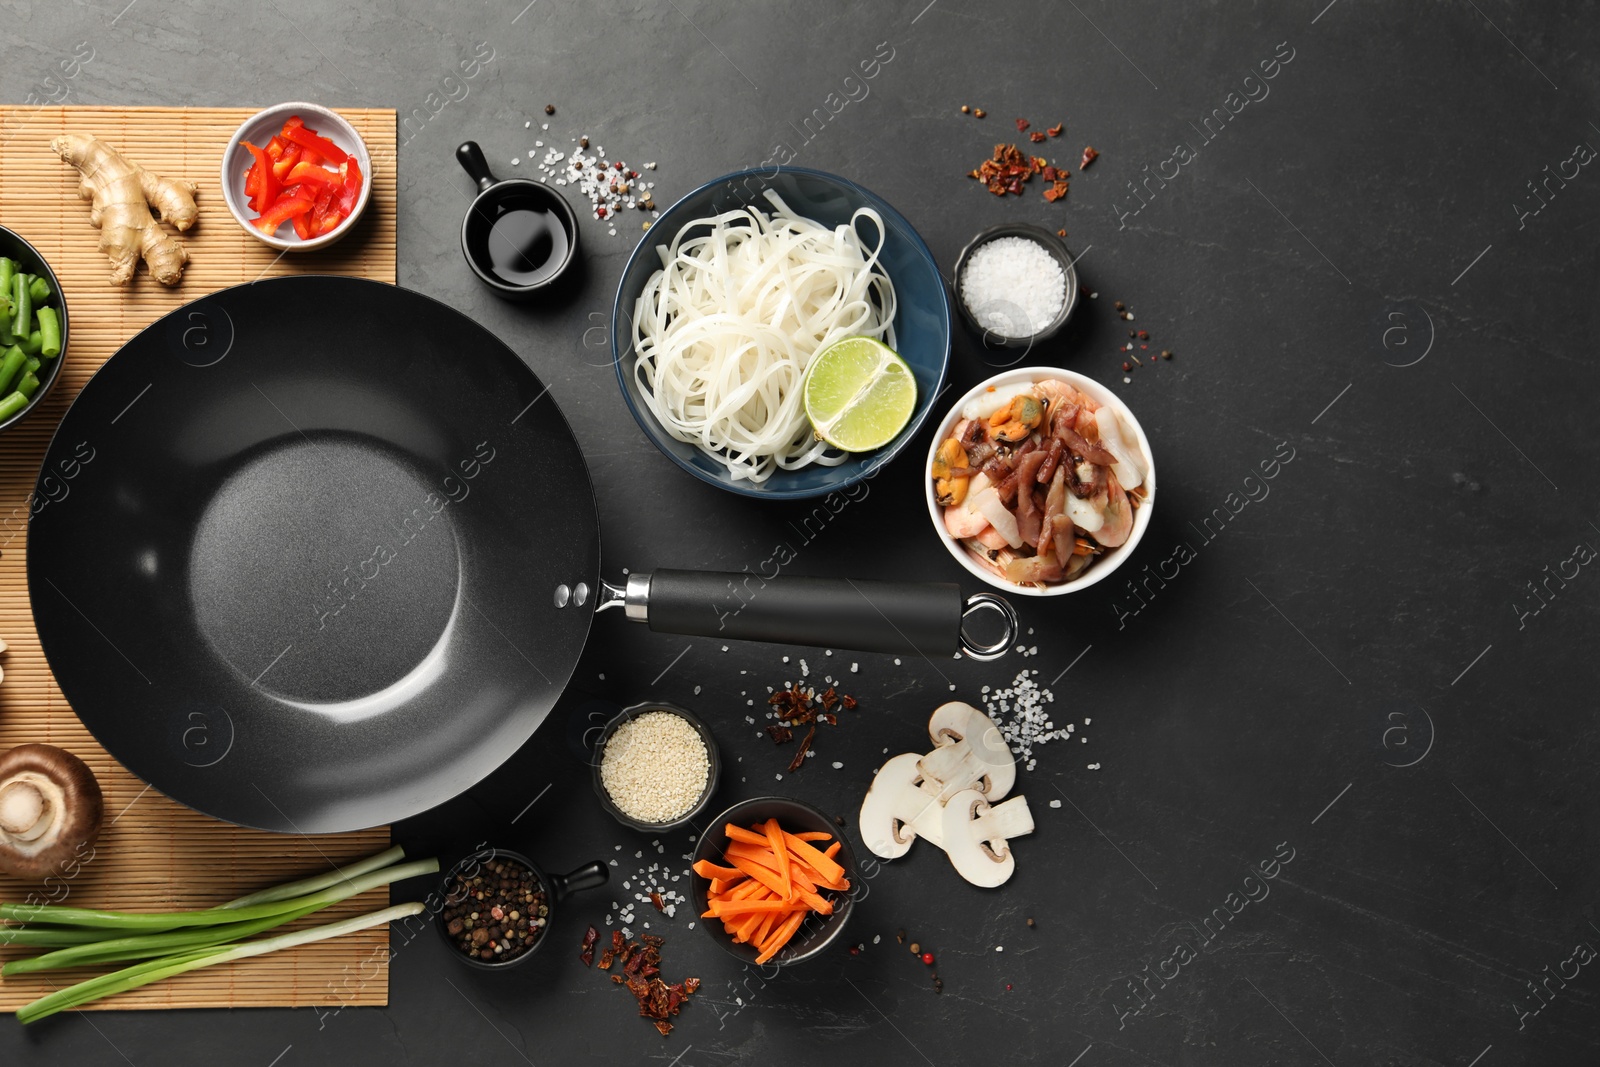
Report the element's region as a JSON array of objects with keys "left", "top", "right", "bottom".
[{"left": 632, "top": 190, "right": 898, "bottom": 483}]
